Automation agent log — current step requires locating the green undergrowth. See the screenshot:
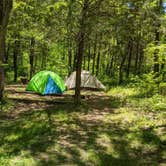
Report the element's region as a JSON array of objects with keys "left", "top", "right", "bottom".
[
  {"left": 0, "top": 99, "right": 14, "bottom": 112},
  {"left": 107, "top": 86, "right": 166, "bottom": 112},
  {"left": 0, "top": 85, "right": 166, "bottom": 165}
]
